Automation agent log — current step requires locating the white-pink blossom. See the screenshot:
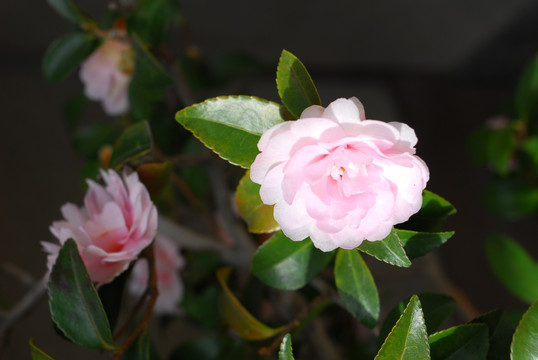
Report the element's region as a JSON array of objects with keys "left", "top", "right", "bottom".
[
  {"left": 79, "top": 39, "right": 133, "bottom": 116},
  {"left": 43, "top": 169, "right": 157, "bottom": 285},
  {"left": 250, "top": 97, "right": 429, "bottom": 252},
  {"left": 128, "top": 235, "right": 185, "bottom": 315}
]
